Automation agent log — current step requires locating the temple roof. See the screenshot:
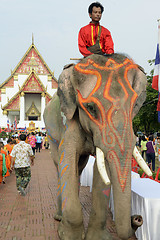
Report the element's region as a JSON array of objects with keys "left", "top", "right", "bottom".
[
  {"left": 2, "top": 94, "right": 20, "bottom": 111},
  {"left": 0, "top": 42, "right": 58, "bottom": 89},
  {"left": 2, "top": 71, "right": 52, "bottom": 111},
  {"left": 20, "top": 70, "right": 46, "bottom": 93}
]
